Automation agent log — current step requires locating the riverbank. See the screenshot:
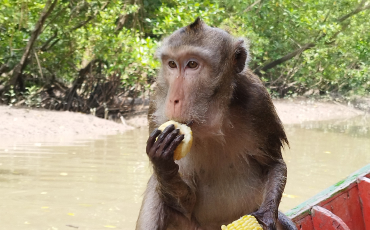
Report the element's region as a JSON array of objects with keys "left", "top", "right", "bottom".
[
  {"left": 0, "top": 99, "right": 366, "bottom": 143},
  {"left": 273, "top": 99, "right": 365, "bottom": 124}
]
